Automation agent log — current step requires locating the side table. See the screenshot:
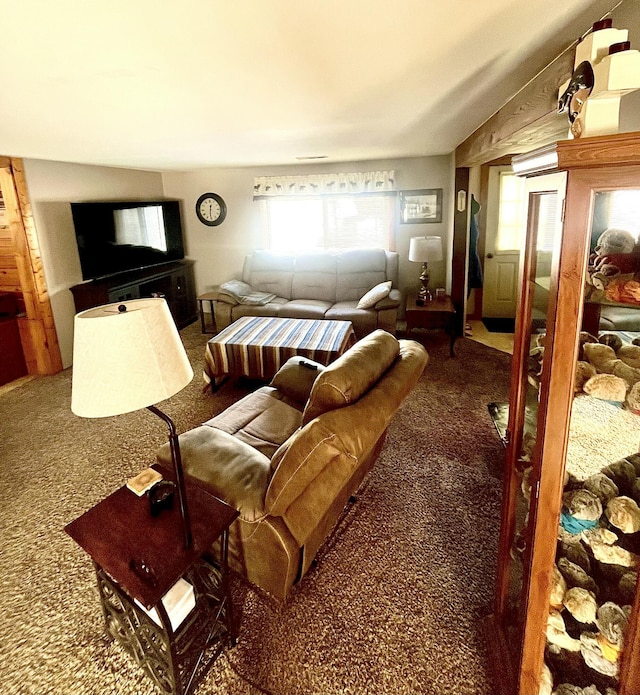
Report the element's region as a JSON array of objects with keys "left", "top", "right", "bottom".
[
  {"left": 65, "top": 468, "right": 239, "bottom": 695},
  {"left": 405, "top": 292, "right": 458, "bottom": 357},
  {"left": 197, "top": 292, "right": 218, "bottom": 334}
]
